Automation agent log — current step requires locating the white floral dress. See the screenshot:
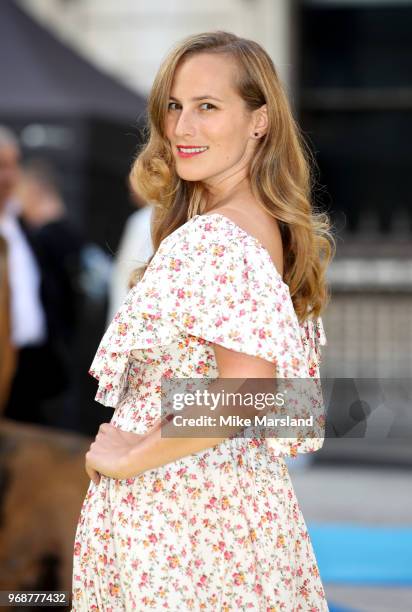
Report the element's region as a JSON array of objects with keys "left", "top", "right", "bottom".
[{"left": 71, "top": 213, "right": 329, "bottom": 611}]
